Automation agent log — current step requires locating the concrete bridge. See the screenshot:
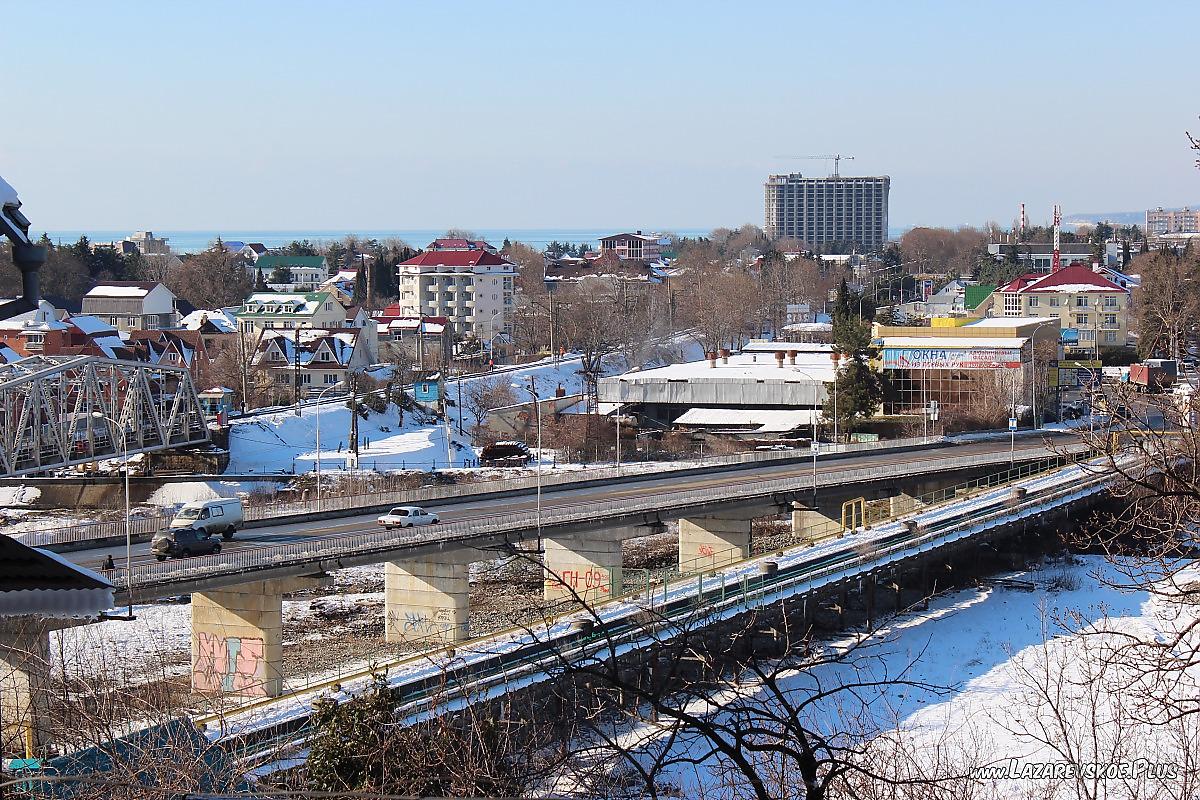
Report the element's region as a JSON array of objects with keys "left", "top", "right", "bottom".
[
  {"left": 1, "top": 436, "right": 1088, "bottom": 753},
  {"left": 207, "top": 452, "right": 1115, "bottom": 758}
]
